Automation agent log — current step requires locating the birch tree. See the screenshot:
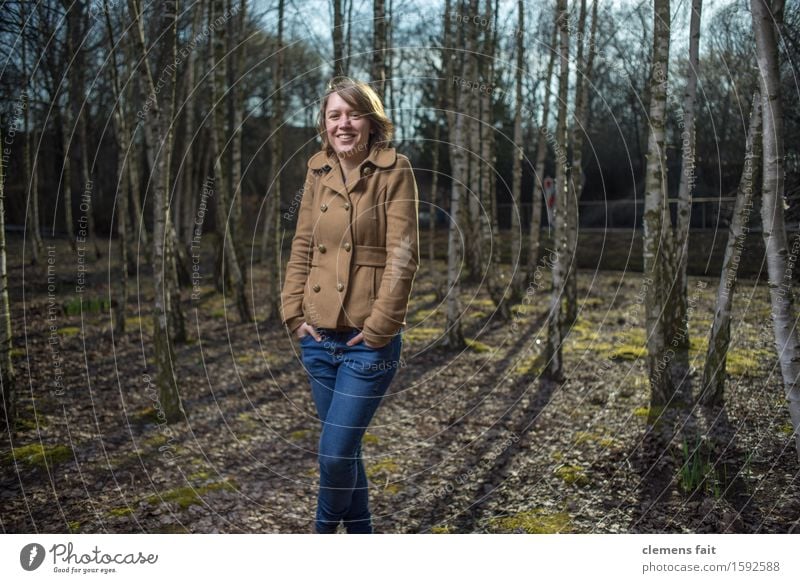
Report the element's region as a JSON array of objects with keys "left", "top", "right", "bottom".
[
  {"left": 262, "top": 0, "right": 284, "bottom": 321},
  {"left": 544, "top": 0, "right": 570, "bottom": 381},
  {"left": 751, "top": 0, "right": 800, "bottom": 458},
  {"left": 526, "top": 22, "right": 557, "bottom": 287},
  {"left": 129, "top": 0, "right": 185, "bottom": 422},
  {"left": 701, "top": 93, "right": 761, "bottom": 406},
  {"left": 565, "top": 0, "right": 599, "bottom": 326},
  {"left": 0, "top": 125, "right": 15, "bottom": 434},
  {"left": 443, "top": 0, "right": 466, "bottom": 350},
  {"left": 102, "top": 0, "right": 131, "bottom": 334},
  {"left": 208, "top": 0, "right": 252, "bottom": 322},
  {"left": 509, "top": 0, "right": 525, "bottom": 304},
  {"left": 642, "top": 0, "right": 672, "bottom": 405},
  {"left": 668, "top": 0, "right": 703, "bottom": 369},
  {"left": 372, "top": 0, "right": 387, "bottom": 98},
  {"left": 20, "top": 3, "right": 44, "bottom": 265}
]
